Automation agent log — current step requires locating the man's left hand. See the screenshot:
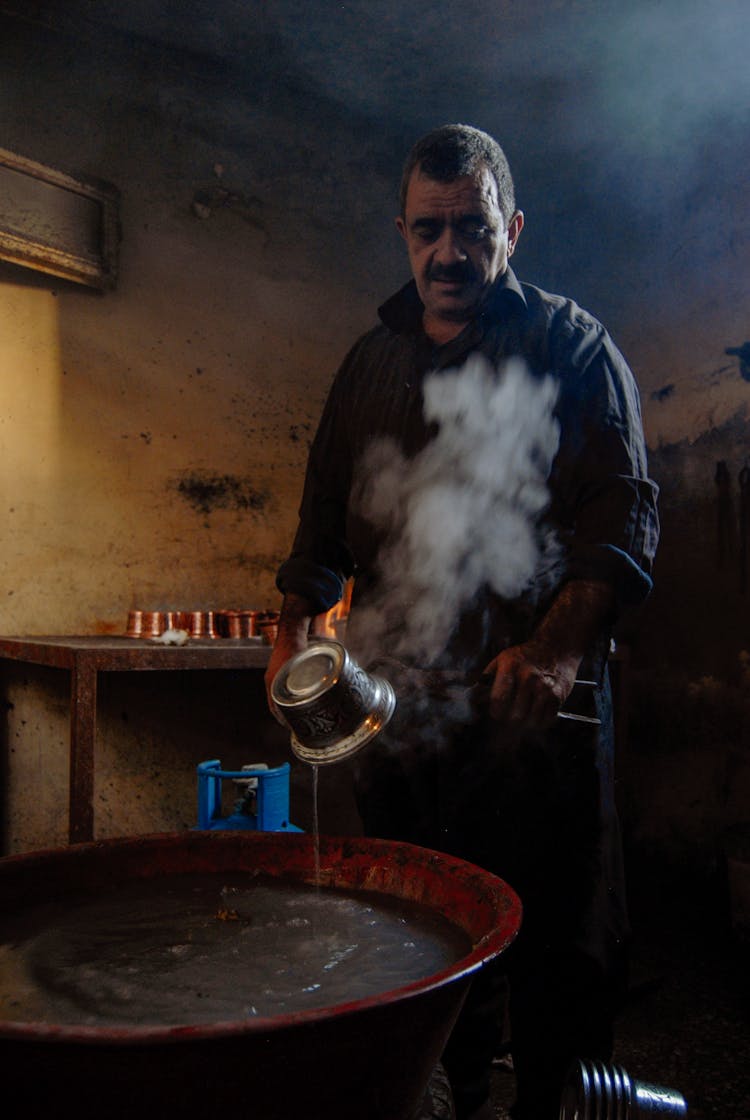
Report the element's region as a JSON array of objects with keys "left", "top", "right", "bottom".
[
  {"left": 481, "top": 641, "right": 580, "bottom": 729},
  {"left": 479, "top": 578, "right": 615, "bottom": 729}
]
